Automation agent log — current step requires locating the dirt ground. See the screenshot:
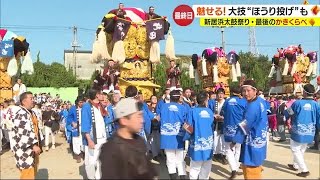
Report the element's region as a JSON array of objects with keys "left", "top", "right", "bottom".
[{"left": 1, "top": 134, "right": 319, "bottom": 179}]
